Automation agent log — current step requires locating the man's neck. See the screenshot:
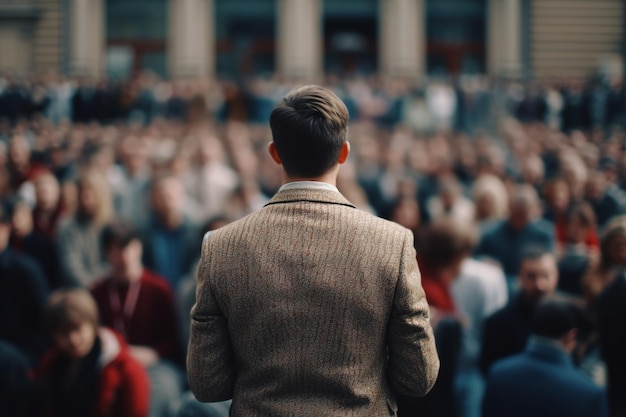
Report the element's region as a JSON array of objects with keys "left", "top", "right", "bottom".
[{"left": 282, "top": 170, "right": 339, "bottom": 187}]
